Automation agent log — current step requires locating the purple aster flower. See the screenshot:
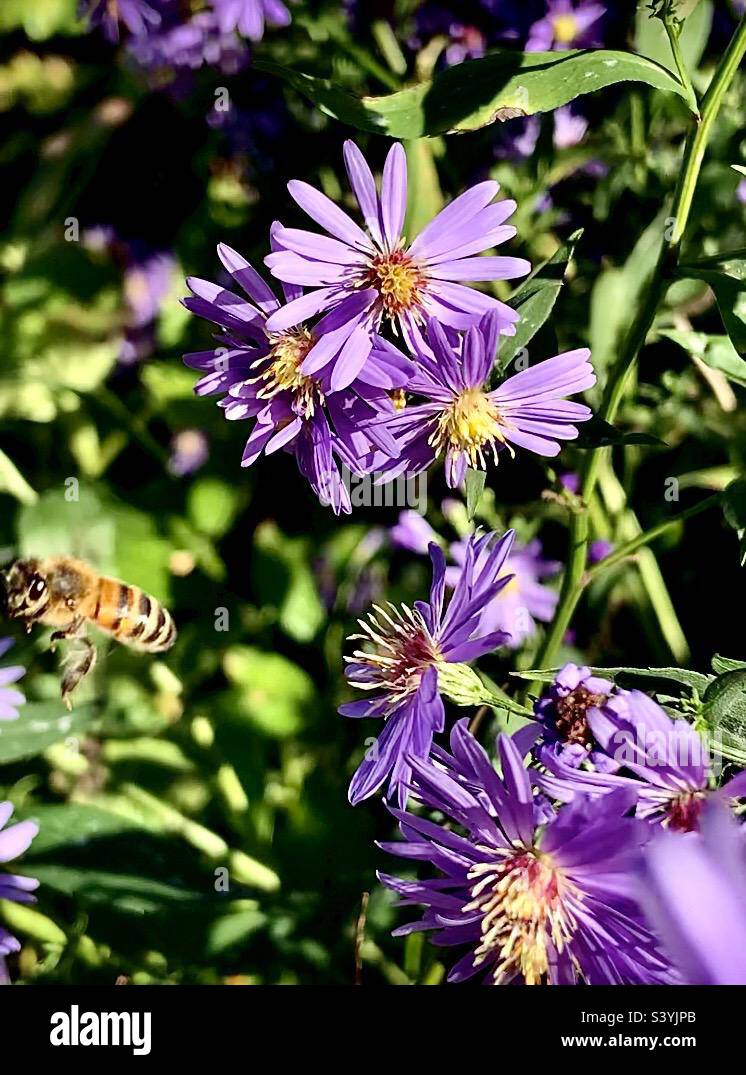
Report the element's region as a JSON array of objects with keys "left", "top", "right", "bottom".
[
  {"left": 0, "top": 638, "right": 25, "bottom": 722},
  {"left": 183, "top": 239, "right": 411, "bottom": 514},
  {"left": 0, "top": 802, "right": 39, "bottom": 983},
  {"left": 526, "top": 0, "right": 606, "bottom": 51},
  {"left": 640, "top": 801, "right": 746, "bottom": 985},
  {"left": 494, "top": 116, "right": 541, "bottom": 162},
  {"left": 341, "top": 530, "right": 515, "bottom": 806},
  {"left": 120, "top": 247, "right": 176, "bottom": 364},
  {"left": 533, "top": 662, "right": 617, "bottom": 770},
  {"left": 80, "top": 0, "right": 163, "bottom": 42},
  {"left": 263, "top": 141, "right": 530, "bottom": 390},
  {"left": 737, "top": 178, "right": 746, "bottom": 205},
  {"left": 379, "top": 721, "right": 672, "bottom": 984},
  {"left": 168, "top": 429, "right": 209, "bottom": 477},
  {"left": 539, "top": 688, "right": 746, "bottom": 831},
  {"left": 559, "top": 470, "right": 580, "bottom": 493},
  {"left": 374, "top": 313, "right": 595, "bottom": 488},
  {"left": 209, "top": 0, "right": 291, "bottom": 41}
]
